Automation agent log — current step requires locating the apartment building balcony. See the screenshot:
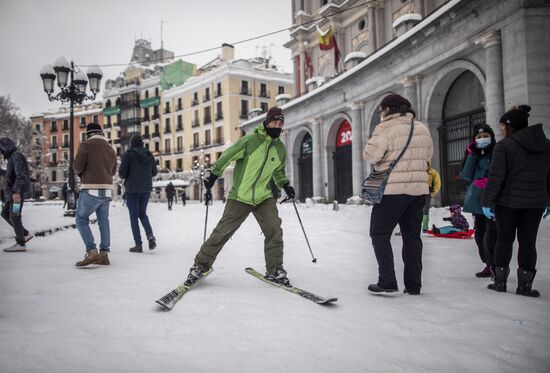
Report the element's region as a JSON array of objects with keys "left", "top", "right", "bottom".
[
  {"left": 192, "top": 120, "right": 200, "bottom": 128},
  {"left": 62, "top": 125, "right": 70, "bottom": 131},
  {"left": 50, "top": 144, "right": 58, "bottom": 149},
  {"left": 152, "top": 132, "right": 160, "bottom": 140},
  {"left": 174, "top": 148, "right": 184, "bottom": 155},
  {"left": 204, "top": 117, "right": 212, "bottom": 125},
  {"left": 164, "top": 127, "right": 172, "bottom": 134},
  {"left": 104, "top": 123, "right": 112, "bottom": 129},
  {"left": 215, "top": 114, "right": 223, "bottom": 121},
  {"left": 62, "top": 142, "right": 69, "bottom": 149},
  {"left": 191, "top": 99, "right": 199, "bottom": 107},
  {"left": 215, "top": 90, "right": 222, "bottom": 98},
  {"left": 240, "top": 88, "right": 250, "bottom": 96},
  {"left": 259, "top": 92, "right": 270, "bottom": 98},
  {"left": 176, "top": 125, "right": 183, "bottom": 132},
  {"left": 163, "top": 108, "right": 171, "bottom": 114},
  {"left": 239, "top": 112, "right": 248, "bottom": 119},
  {"left": 203, "top": 95, "right": 210, "bottom": 102}
]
